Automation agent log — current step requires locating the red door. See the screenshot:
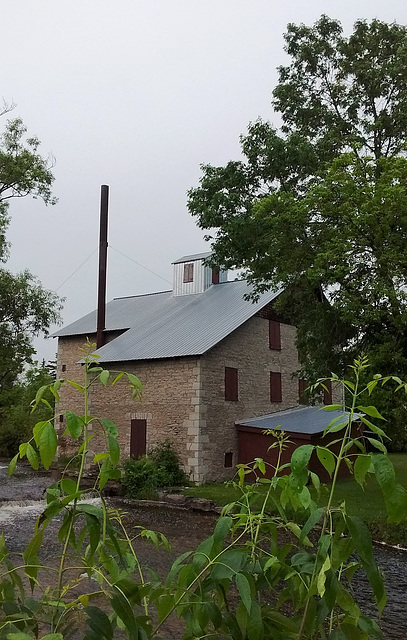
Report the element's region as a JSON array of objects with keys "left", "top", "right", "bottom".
[{"left": 130, "top": 419, "right": 147, "bottom": 458}]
